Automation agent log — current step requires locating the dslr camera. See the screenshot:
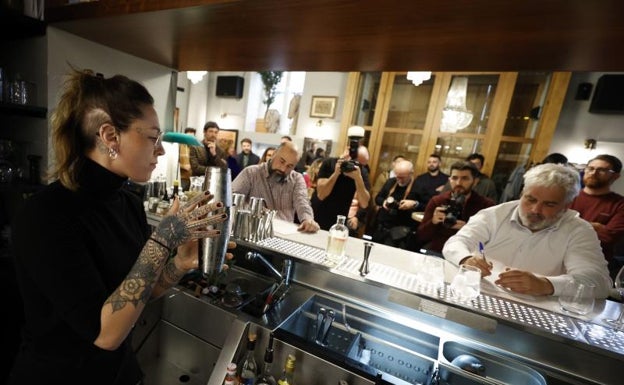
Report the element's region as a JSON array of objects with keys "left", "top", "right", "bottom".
[
  {"left": 385, "top": 196, "right": 400, "bottom": 216},
  {"left": 441, "top": 192, "right": 466, "bottom": 228},
  {"left": 340, "top": 126, "right": 365, "bottom": 173}
]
